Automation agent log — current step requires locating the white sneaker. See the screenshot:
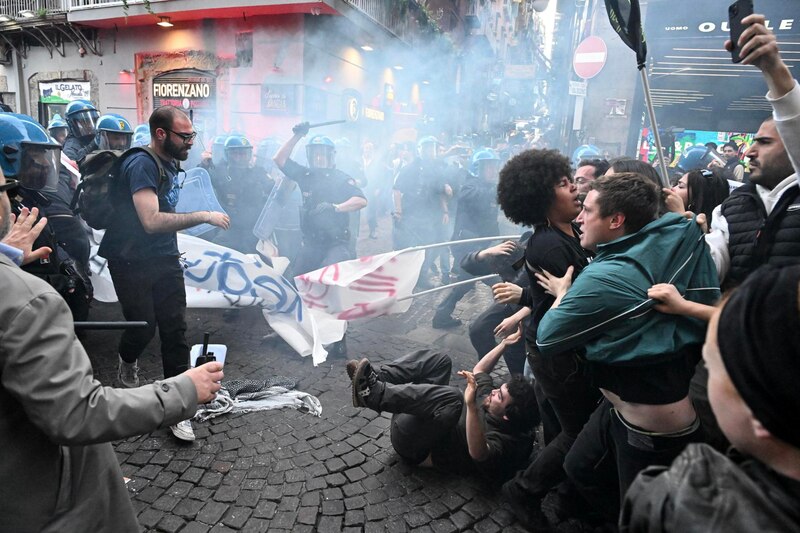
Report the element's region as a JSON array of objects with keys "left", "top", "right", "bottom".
[
  {"left": 170, "top": 419, "right": 195, "bottom": 441},
  {"left": 117, "top": 356, "right": 139, "bottom": 388}
]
